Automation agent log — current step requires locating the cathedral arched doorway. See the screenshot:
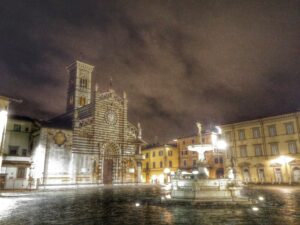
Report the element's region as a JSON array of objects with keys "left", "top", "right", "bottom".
[{"left": 101, "top": 143, "right": 120, "bottom": 184}]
